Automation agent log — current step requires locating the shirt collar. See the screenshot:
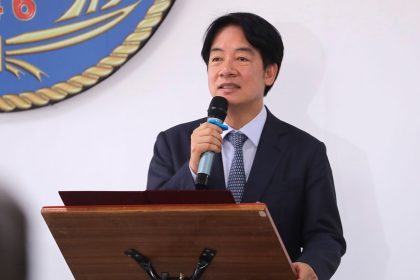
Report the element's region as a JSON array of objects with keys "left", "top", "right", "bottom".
[{"left": 222, "top": 106, "right": 267, "bottom": 147}]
